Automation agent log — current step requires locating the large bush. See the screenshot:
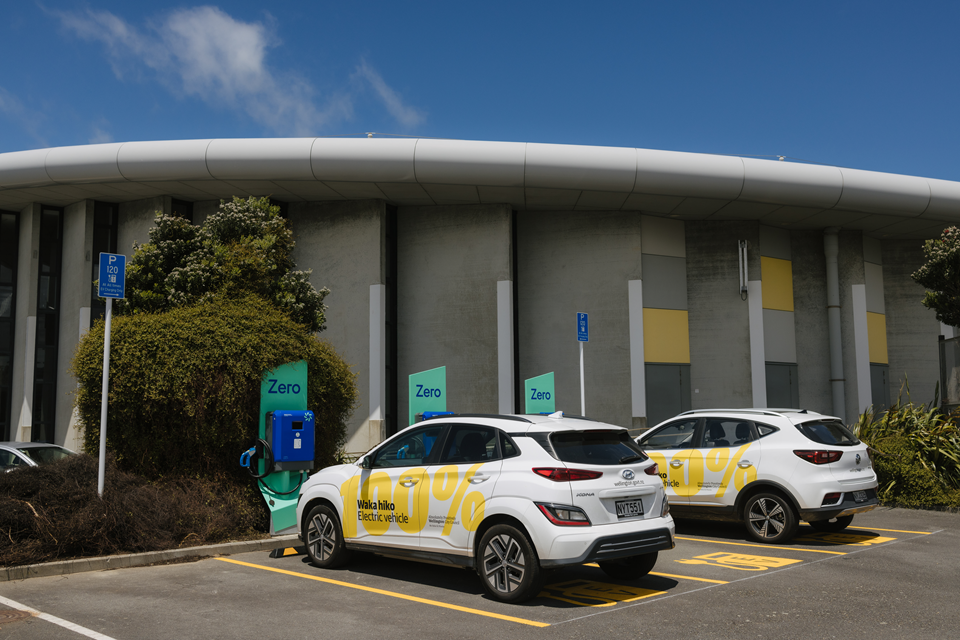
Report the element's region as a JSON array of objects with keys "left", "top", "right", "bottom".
[
  {"left": 912, "top": 225, "right": 960, "bottom": 327},
  {"left": 118, "top": 196, "right": 329, "bottom": 333},
  {"left": 71, "top": 294, "right": 357, "bottom": 480},
  {"left": 853, "top": 401, "right": 960, "bottom": 508},
  {"left": 0, "top": 454, "right": 265, "bottom": 567}
]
